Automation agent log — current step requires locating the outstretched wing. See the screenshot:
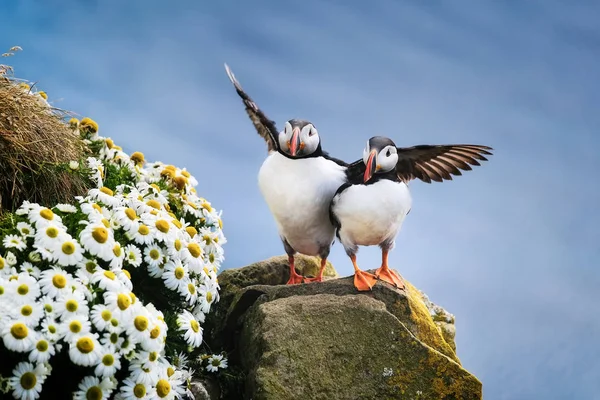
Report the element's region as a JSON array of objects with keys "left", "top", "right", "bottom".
[
  {"left": 224, "top": 63, "right": 279, "bottom": 152},
  {"left": 395, "top": 144, "right": 493, "bottom": 183}
]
